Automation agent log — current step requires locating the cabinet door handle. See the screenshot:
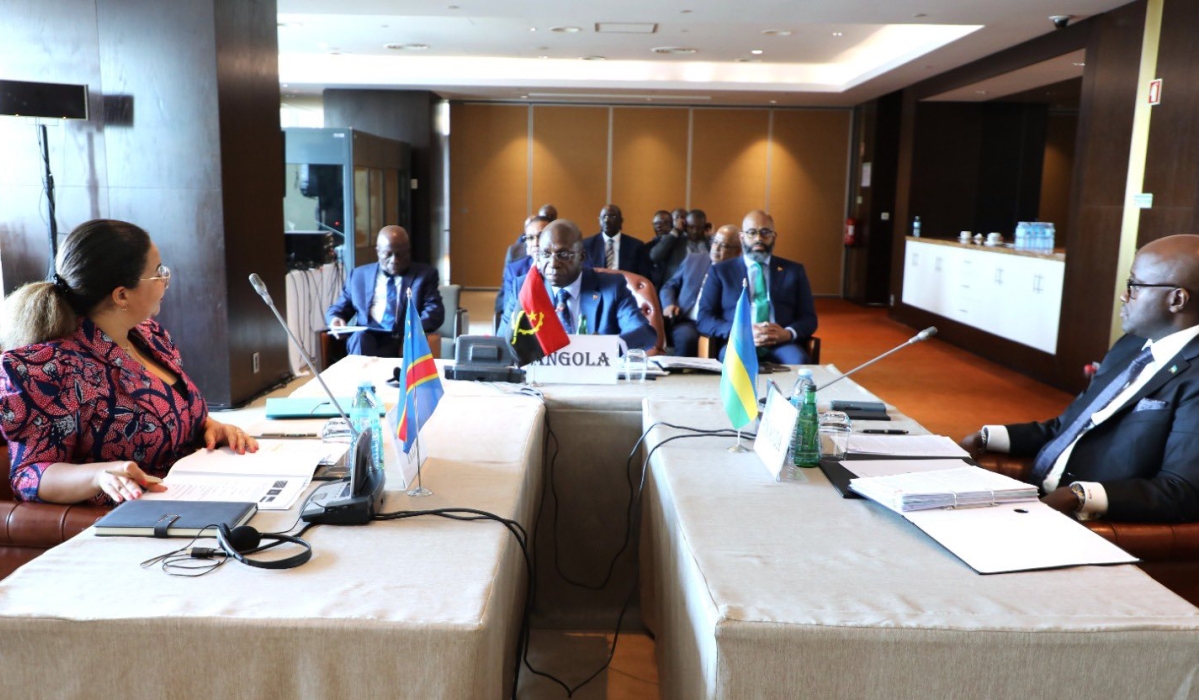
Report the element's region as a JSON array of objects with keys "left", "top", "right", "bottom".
[
  {"left": 1033, "top": 274, "right": 1043, "bottom": 293},
  {"left": 994, "top": 268, "right": 1003, "bottom": 285},
  {"left": 934, "top": 257, "right": 942, "bottom": 272}
]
